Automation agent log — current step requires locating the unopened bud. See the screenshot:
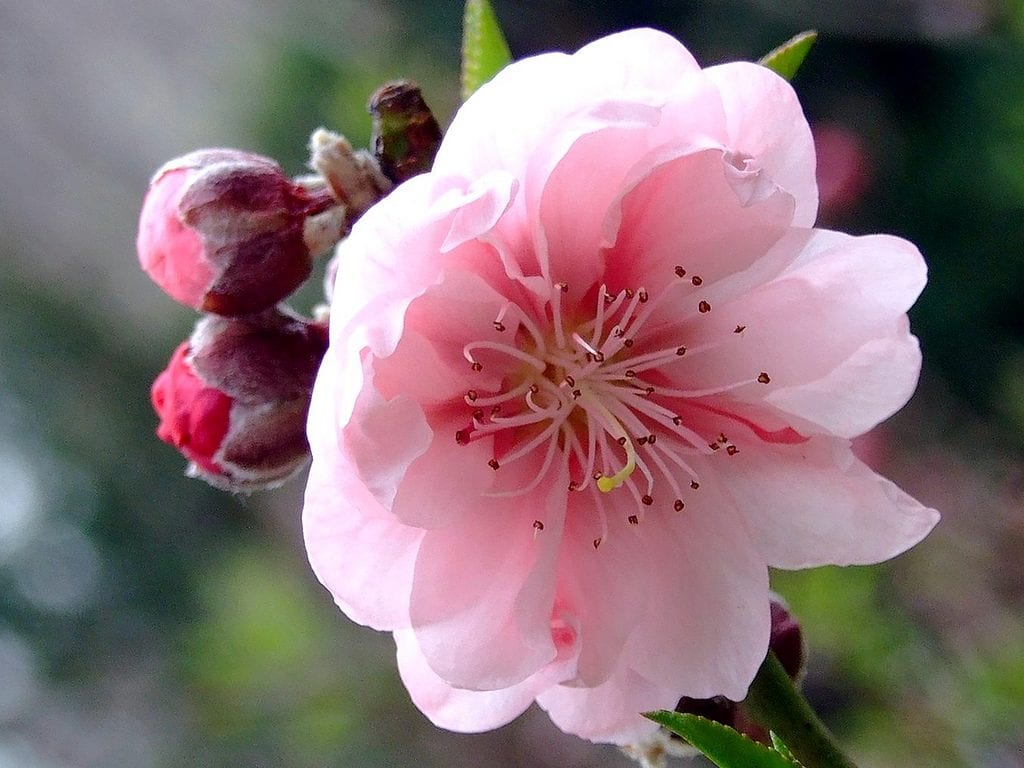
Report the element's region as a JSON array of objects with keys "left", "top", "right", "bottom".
[
  {"left": 769, "top": 596, "right": 805, "bottom": 683},
  {"left": 137, "top": 149, "right": 340, "bottom": 315},
  {"left": 369, "top": 80, "right": 443, "bottom": 184},
  {"left": 151, "top": 309, "right": 328, "bottom": 490}
]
